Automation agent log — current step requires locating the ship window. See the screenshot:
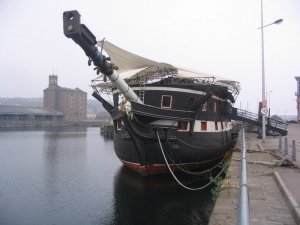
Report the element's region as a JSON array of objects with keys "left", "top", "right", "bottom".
[
  {"left": 161, "top": 95, "right": 172, "bottom": 108},
  {"left": 201, "top": 121, "right": 207, "bottom": 131},
  {"left": 178, "top": 121, "right": 188, "bottom": 131},
  {"left": 215, "top": 121, "right": 218, "bottom": 130},
  {"left": 202, "top": 102, "right": 207, "bottom": 112},
  {"left": 117, "top": 119, "right": 122, "bottom": 130}
]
